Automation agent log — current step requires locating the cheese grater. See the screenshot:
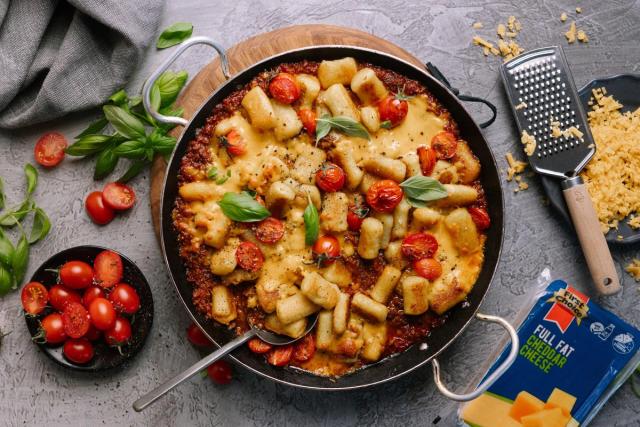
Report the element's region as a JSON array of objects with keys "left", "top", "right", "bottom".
[{"left": 500, "top": 46, "right": 621, "bottom": 295}]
